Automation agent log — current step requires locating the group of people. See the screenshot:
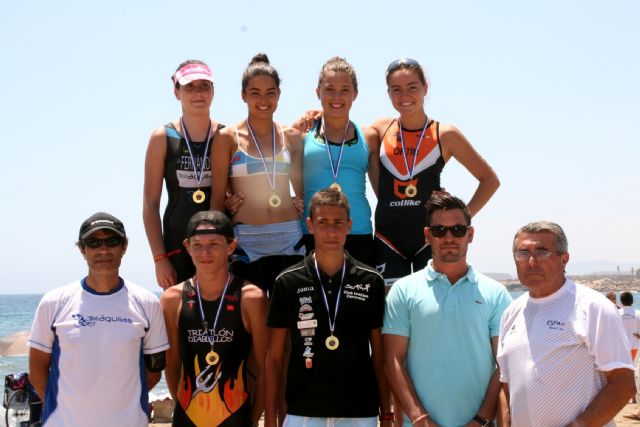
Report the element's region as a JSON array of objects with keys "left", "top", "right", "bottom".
[
  {"left": 143, "top": 54, "right": 500, "bottom": 292},
  {"left": 25, "top": 53, "right": 637, "bottom": 427}
]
